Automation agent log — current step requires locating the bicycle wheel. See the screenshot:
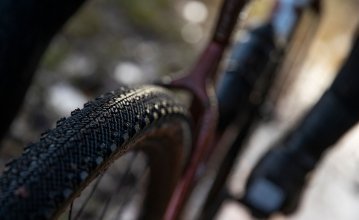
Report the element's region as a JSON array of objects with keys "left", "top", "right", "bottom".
[{"left": 0, "top": 85, "right": 192, "bottom": 220}]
